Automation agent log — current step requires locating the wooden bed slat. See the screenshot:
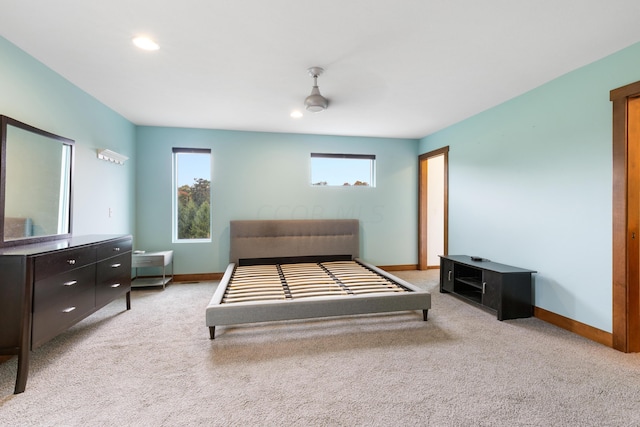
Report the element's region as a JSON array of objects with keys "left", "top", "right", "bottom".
[
  {"left": 226, "top": 287, "right": 284, "bottom": 294},
  {"left": 287, "top": 283, "right": 341, "bottom": 289},
  {"left": 223, "top": 295, "right": 287, "bottom": 303},
  {"left": 341, "top": 282, "right": 399, "bottom": 288},
  {"left": 231, "top": 276, "right": 279, "bottom": 281},
  {"left": 284, "top": 279, "right": 335, "bottom": 285},
  {"left": 291, "top": 290, "right": 348, "bottom": 298},
  {"left": 230, "top": 281, "right": 281, "bottom": 286},
  {"left": 289, "top": 285, "right": 345, "bottom": 295}
]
